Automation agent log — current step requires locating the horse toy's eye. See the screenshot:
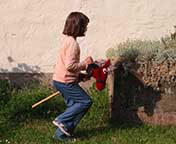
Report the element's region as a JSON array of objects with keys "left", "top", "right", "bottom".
[{"left": 102, "top": 68, "right": 107, "bottom": 74}]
